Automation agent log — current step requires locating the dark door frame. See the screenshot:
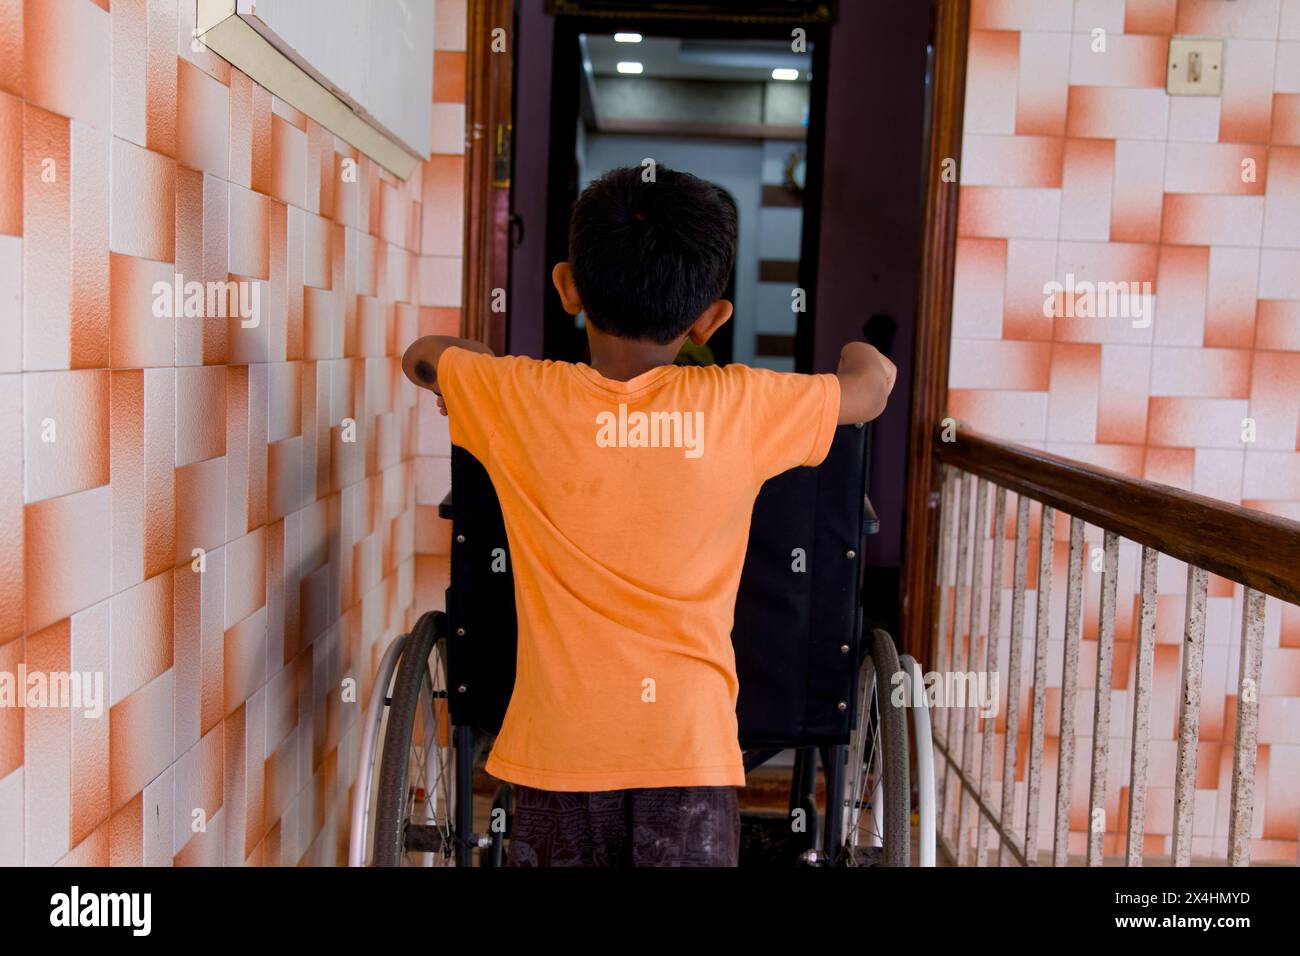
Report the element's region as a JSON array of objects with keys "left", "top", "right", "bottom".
[
  {"left": 472, "top": 0, "right": 969, "bottom": 665},
  {"left": 463, "top": 0, "right": 516, "bottom": 354}
]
